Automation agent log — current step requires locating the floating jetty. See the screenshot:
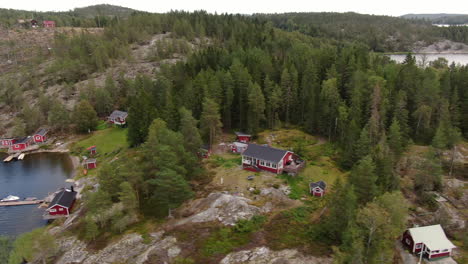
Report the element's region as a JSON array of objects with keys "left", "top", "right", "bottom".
[
  {"left": 3, "top": 153, "right": 22, "bottom": 162},
  {"left": 0, "top": 199, "right": 44, "bottom": 207},
  {"left": 18, "top": 153, "right": 25, "bottom": 160}
]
